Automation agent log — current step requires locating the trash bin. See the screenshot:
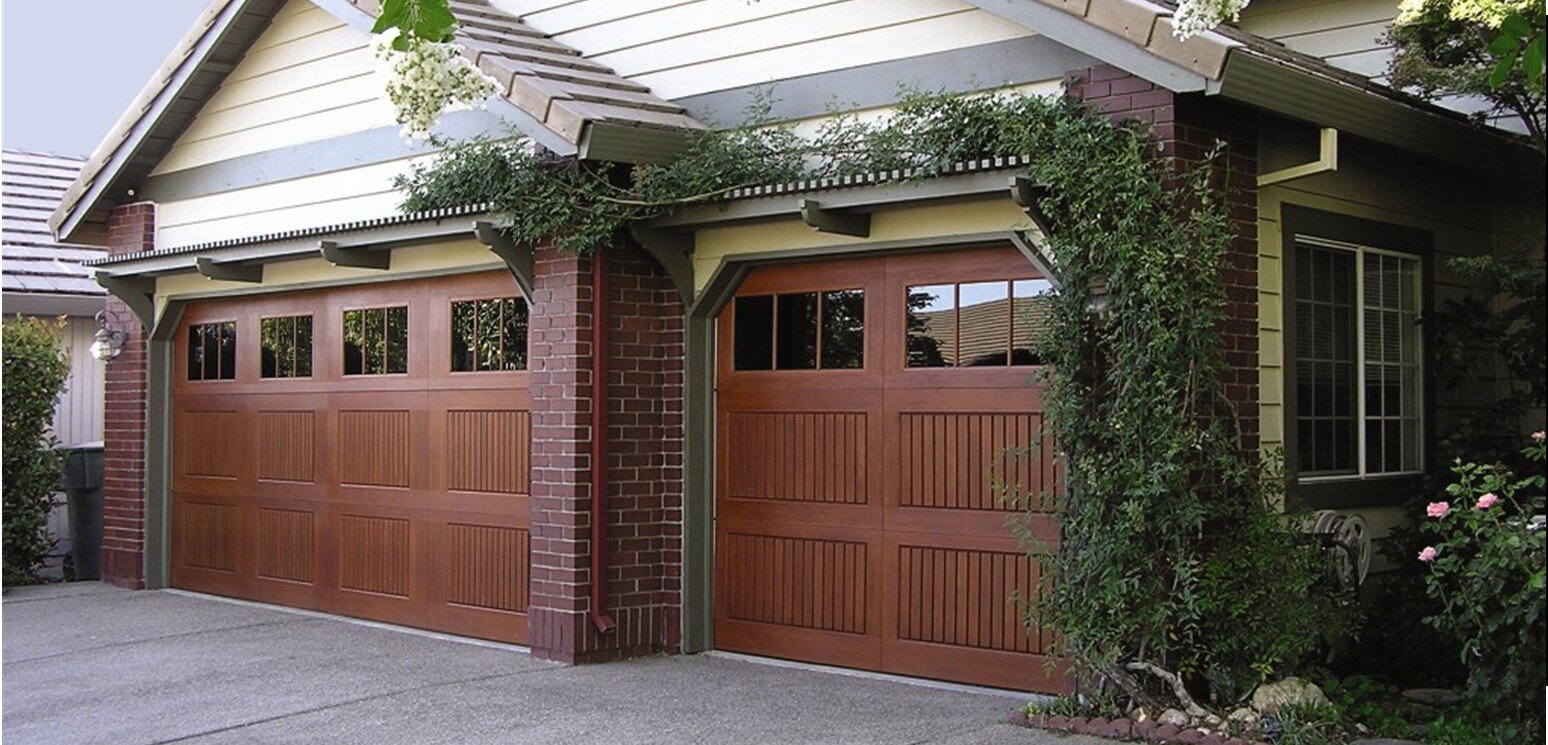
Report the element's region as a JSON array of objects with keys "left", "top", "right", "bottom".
[{"left": 61, "top": 443, "right": 104, "bottom": 581}]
